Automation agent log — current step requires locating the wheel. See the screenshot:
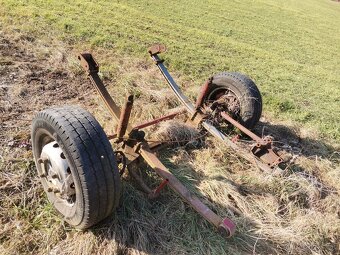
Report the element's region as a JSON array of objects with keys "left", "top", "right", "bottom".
[
  {"left": 31, "top": 106, "right": 121, "bottom": 229},
  {"left": 203, "top": 72, "right": 262, "bottom": 129}
]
